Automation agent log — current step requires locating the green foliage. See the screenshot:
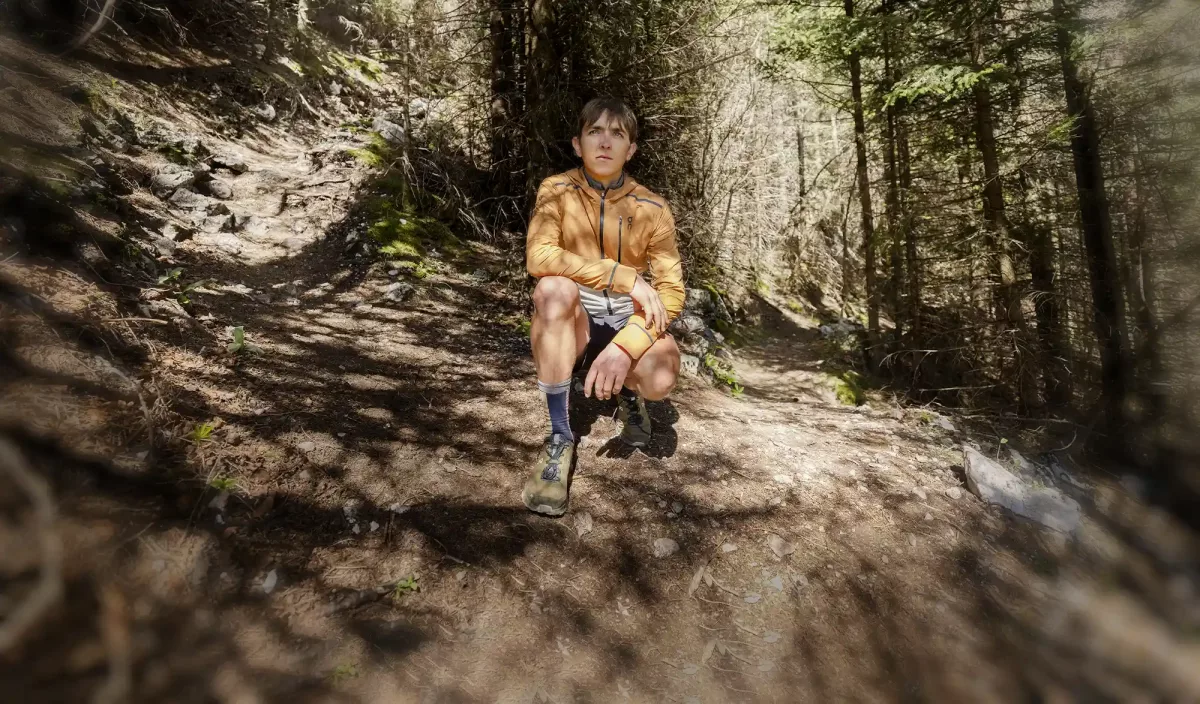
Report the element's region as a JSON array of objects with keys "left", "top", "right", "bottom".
[
  {"left": 328, "top": 663, "right": 359, "bottom": 685},
  {"left": 499, "top": 313, "right": 531, "bottom": 336},
  {"left": 157, "top": 267, "right": 183, "bottom": 285},
  {"left": 883, "top": 64, "right": 1004, "bottom": 107},
  {"left": 786, "top": 299, "right": 805, "bottom": 314},
  {"left": 209, "top": 476, "right": 237, "bottom": 491},
  {"left": 227, "top": 326, "right": 248, "bottom": 354},
  {"left": 190, "top": 422, "right": 215, "bottom": 443},
  {"left": 704, "top": 353, "right": 743, "bottom": 397},
  {"left": 391, "top": 575, "right": 419, "bottom": 601},
  {"left": 833, "top": 370, "right": 865, "bottom": 406}
]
